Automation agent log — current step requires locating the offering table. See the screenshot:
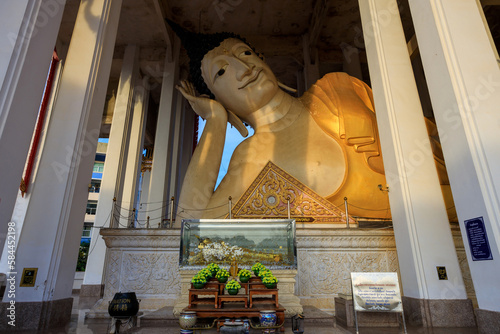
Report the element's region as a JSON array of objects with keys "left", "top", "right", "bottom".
[{"left": 183, "top": 302, "right": 285, "bottom": 332}]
